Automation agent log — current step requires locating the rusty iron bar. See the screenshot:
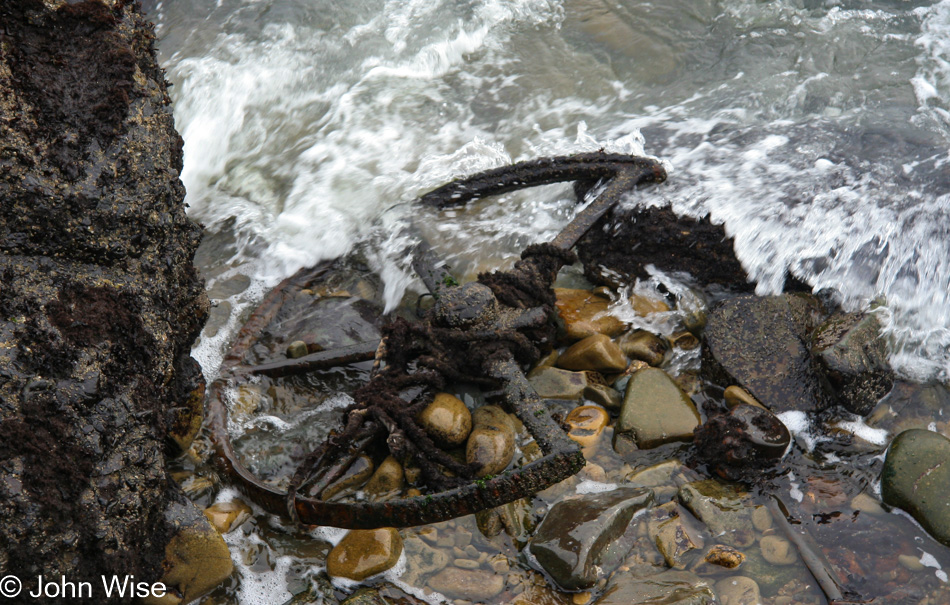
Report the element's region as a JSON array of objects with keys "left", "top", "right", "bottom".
[{"left": 206, "top": 152, "right": 667, "bottom": 528}]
